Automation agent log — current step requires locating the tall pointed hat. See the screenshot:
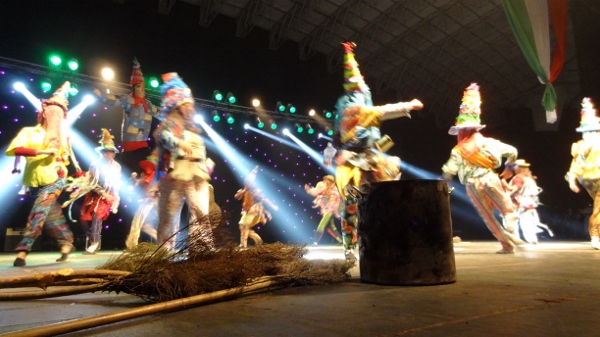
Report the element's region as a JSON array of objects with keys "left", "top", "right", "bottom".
[
  {"left": 576, "top": 97, "right": 600, "bottom": 132},
  {"left": 130, "top": 57, "right": 144, "bottom": 86},
  {"left": 158, "top": 72, "right": 194, "bottom": 117},
  {"left": 448, "top": 83, "right": 486, "bottom": 135},
  {"left": 95, "top": 128, "right": 119, "bottom": 153},
  {"left": 341, "top": 42, "right": 369, "bottom": 93}
]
